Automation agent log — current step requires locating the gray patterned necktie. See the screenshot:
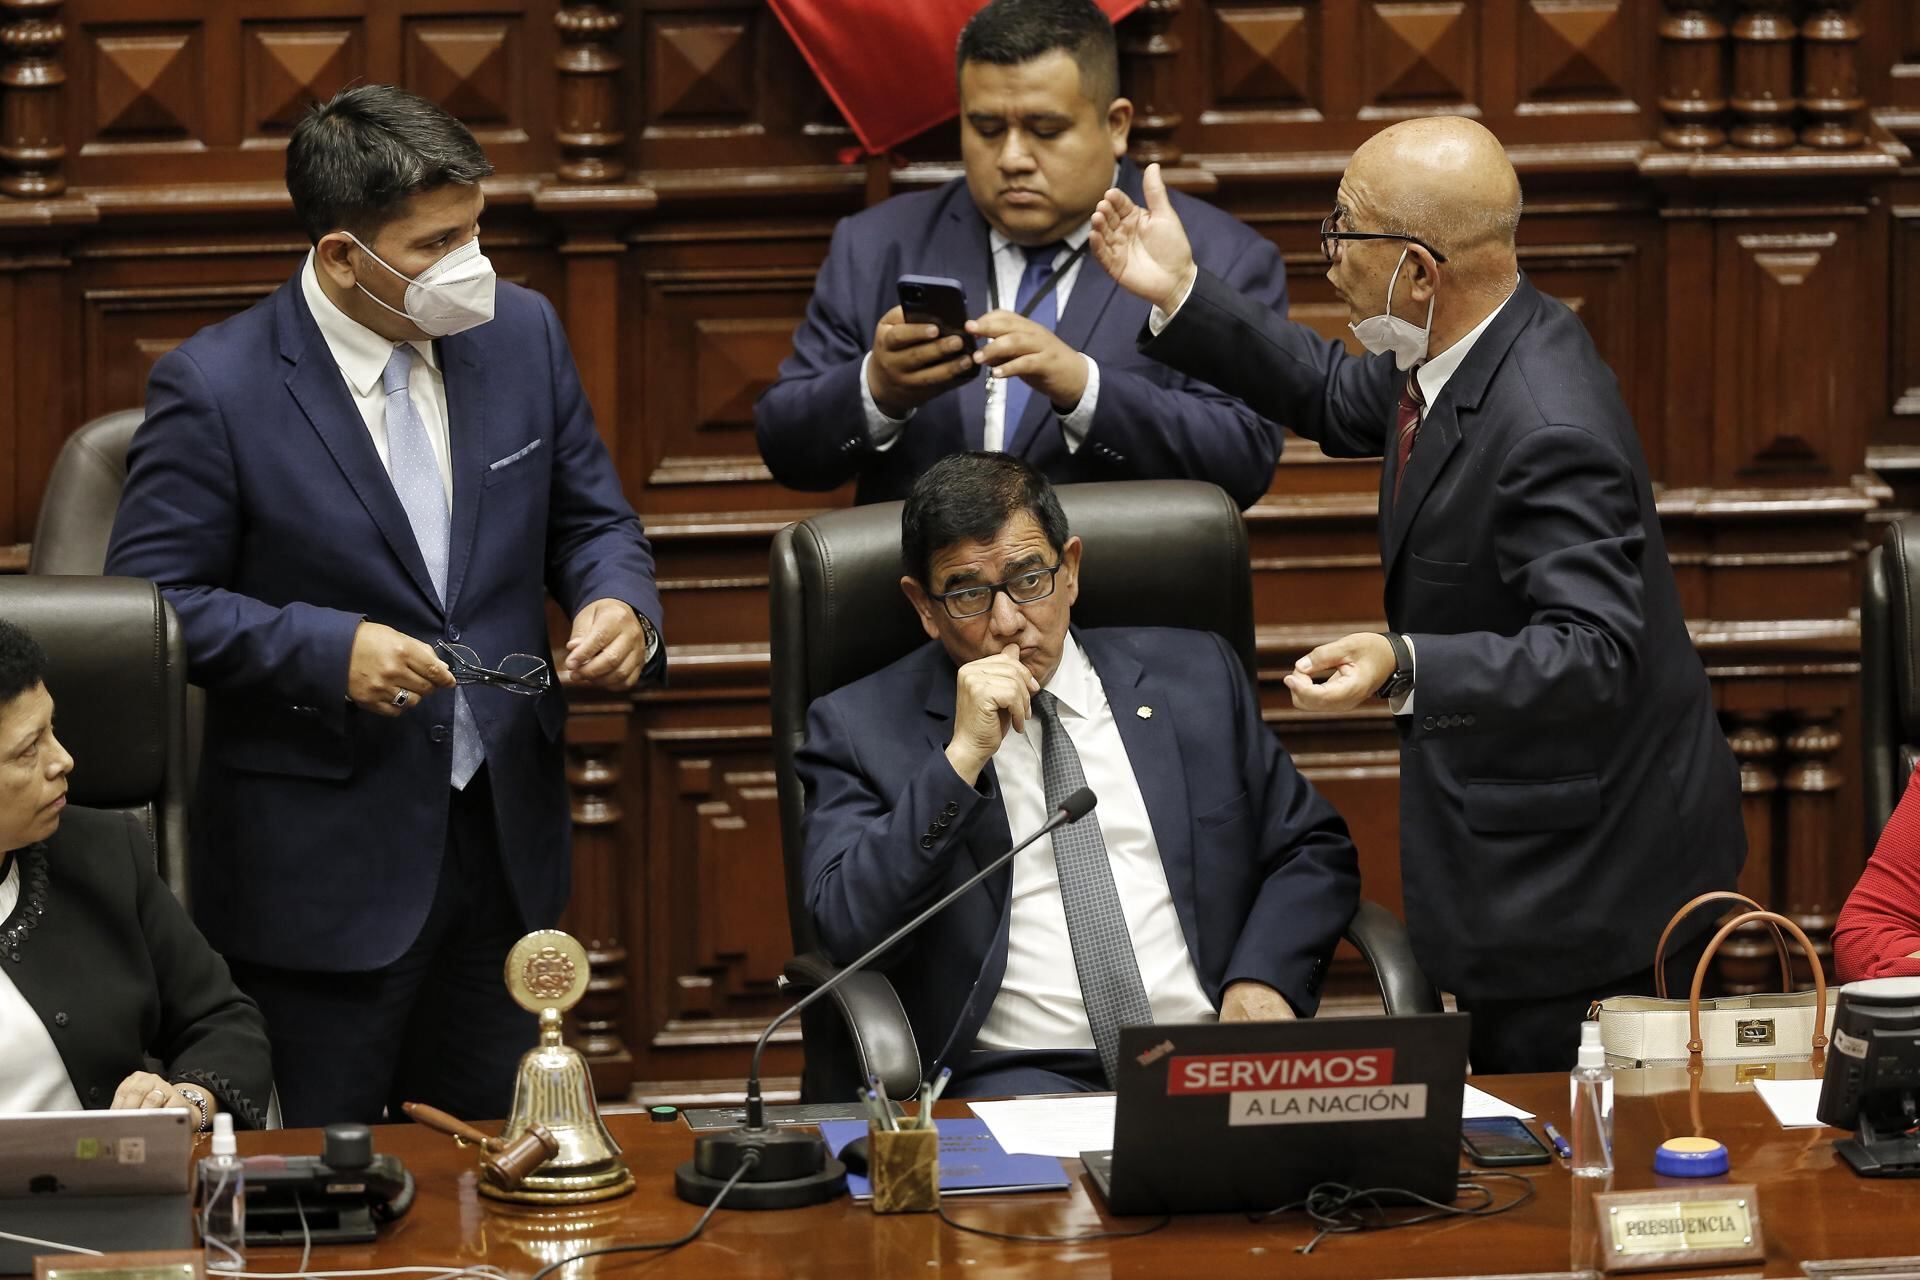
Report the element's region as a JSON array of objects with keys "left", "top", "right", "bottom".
[
  {"left": 1033, "top": 689, "right": 1154, "bottom": 1085},
  {"left": 382, "top": 346, "right": 483, "bottom": 789}
]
